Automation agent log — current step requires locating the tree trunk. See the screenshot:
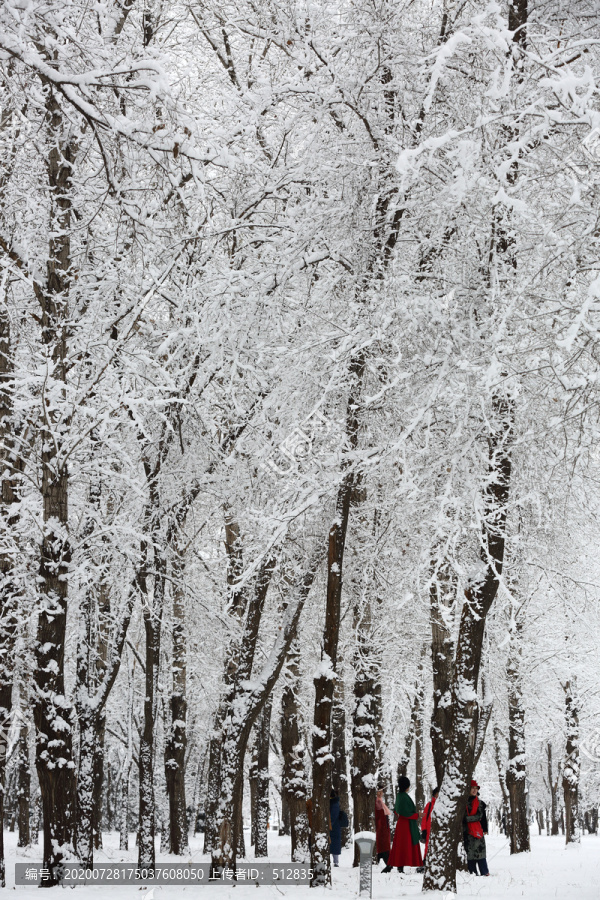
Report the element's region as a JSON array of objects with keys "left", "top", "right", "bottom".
[
  {"left": 33, "top": 94, "right": 78, "bottom": 883},
  {"left": 547, "top": 743, "right": 559, "bottom": 835},
  {"left": 138, "top": 607, "right": 161, "bottom": 867},
  {"left": 204, "top": 513, "right": 247, "bottom": 853},
  {"left": 423, "top": 395, "right": 513, "bottom": 893},
  {"left": 310, "top": 352, "right": 364, "bottom": 887},
  {"left": 415, "top": 686, "right": 425, "bottom": 816},
  {"left": 211, "top": 548, "right": 320, "bottom": 872},
  {"left": 429, "top": 560, "right": 456, "bottom": 785},
  {"left": 165, "top": 552, "right": 189, "bottom": 855},
  {"left": 506, "top": 618, "right": 530, "bottom": 854},
  {"left": 0, "top": 292, "right": 22, "bottom": 883},
  {"left": 332, "top": 676, "right": 351, "bottom": 847},
  {"left": 281, "top": 639, "right": 310, "bottom": 863},
  {"left": 351, "top": 596, "right": 380, "bottom": 866},
  {"left": 119, "top": 757, "right": 131, "bottom": 851},
  {"left": 254, "top": 695, "right": 272, "bottom": 857},
  {"left": 17, "top": 720, "right": 31, "bottom": 848},
  {"left": 562, "top": 679, "right": 580, "bottom": 845},
  {"left": 249, "top": 741, "right": 258, "bottom": 847},
  {"left": 494, "top": 725, "right": 510, "bottom": 835}
]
